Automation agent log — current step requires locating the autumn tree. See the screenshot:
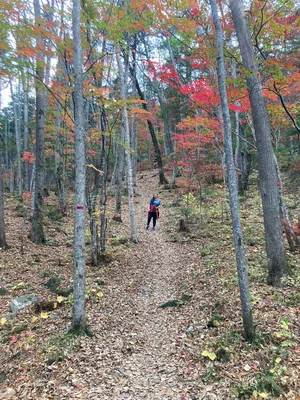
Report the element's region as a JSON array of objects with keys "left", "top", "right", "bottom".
[
  {"left": 30, "top": 0, "right": 46, "bottom": 244},
  {"left": 209, "top": 0, "right": 253, "bottom": 341},
  {"left": 229, "top": 0, "right": 288, "bottom": 286}
]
